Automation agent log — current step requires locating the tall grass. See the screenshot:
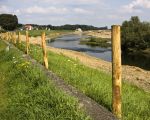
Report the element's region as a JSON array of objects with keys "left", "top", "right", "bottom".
[
  {"left": 16, "top": 43, "right": 150, "bottom": 120},
  {"left": 0, "top": 41, "right": 90, "bottom": 120}
]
